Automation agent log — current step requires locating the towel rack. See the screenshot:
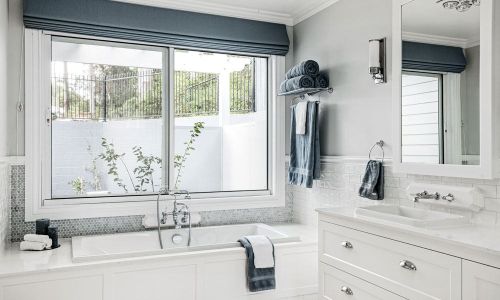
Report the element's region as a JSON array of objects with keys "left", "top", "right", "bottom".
[
  {"left": 369, "top": 140, "right": 385, "bottom": 162},
  {"left": 278, "top": 87, "right": 333, "bottom": 99}
]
